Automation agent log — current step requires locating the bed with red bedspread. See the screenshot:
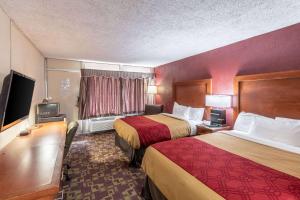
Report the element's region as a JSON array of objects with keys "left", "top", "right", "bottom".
[{"left": 142, "top": 132, "right": 300, "bottom": 200}]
